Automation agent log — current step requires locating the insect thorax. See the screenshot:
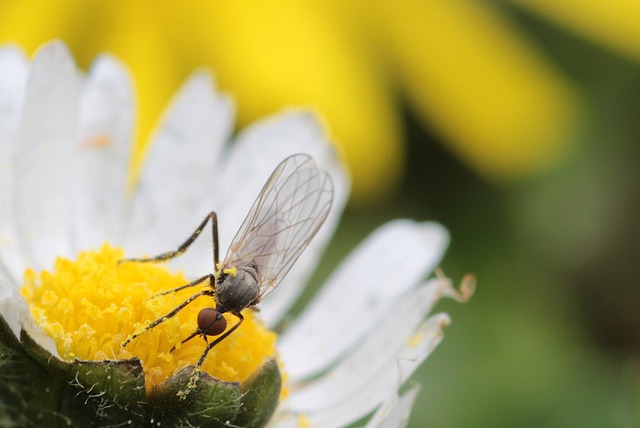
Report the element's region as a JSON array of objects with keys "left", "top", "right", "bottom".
[{"left": 216, "top": 265, "right": 260, "bottom": 313}]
